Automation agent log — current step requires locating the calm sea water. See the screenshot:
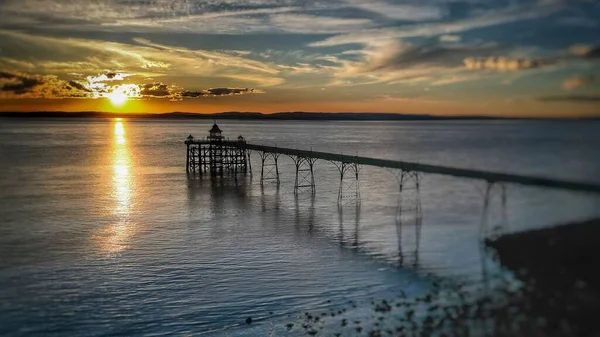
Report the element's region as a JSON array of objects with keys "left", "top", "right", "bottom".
[{"left": 0, "top": 118, "right": 599, "bottom": 336}]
